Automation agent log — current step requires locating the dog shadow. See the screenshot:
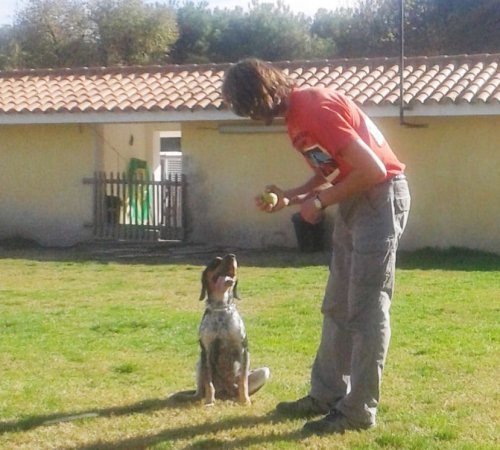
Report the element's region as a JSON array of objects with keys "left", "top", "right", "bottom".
[
  {"left": 1, "top": 393, "right": 307, "bottom": 448},
  {"left": 0, "top": 394, "right": 196, "bottom": 435},
  {"left": 1, "top": 394, "right": 306, "bottom": 449},
  {"left": 72, "top": 409, "right": 304, "bottom": 450}
]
